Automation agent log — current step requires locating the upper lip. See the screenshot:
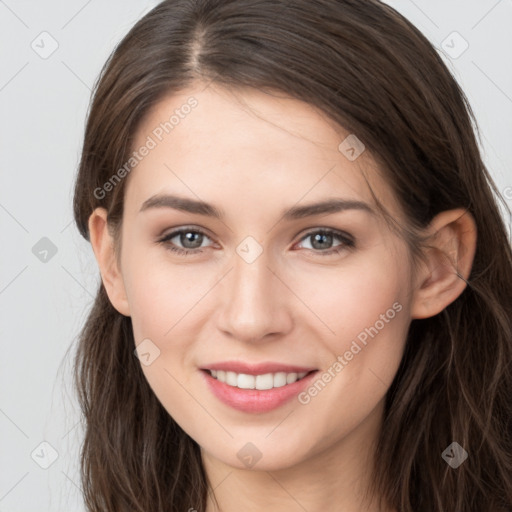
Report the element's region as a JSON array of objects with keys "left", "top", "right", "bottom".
[{"left": 200, "top": 361, "right": 317, "bottom": 375}]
